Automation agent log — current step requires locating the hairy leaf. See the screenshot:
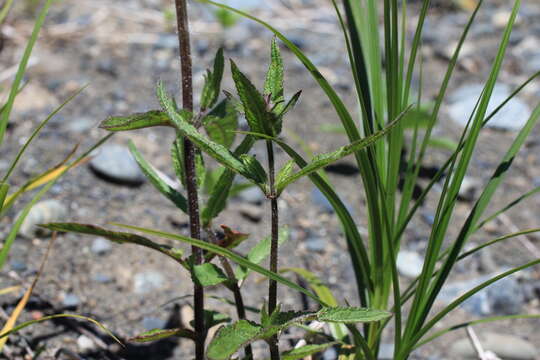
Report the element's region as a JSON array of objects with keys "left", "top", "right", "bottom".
[
  {"left": 317, "top": 307, "right": 391, "bottom": 323},
  {"left": 200, "top": 48, "right": 225, "bottom": 110},
  {"left": 171, "top": 137, "right": 185, "bottom": 186},
  {"left": 264, "top": 38, "right": 284, "bottom": 102},
  {"left": 275, "top": 160, "right": 295, "bottom": 195},
  {"left": 282, "top": 343, "right": 338, "bottom": 360},
  {"left": 100, "top": 111, "right": 172, "bottom": 131},
  {"left": 239, "top": 154, "right": 267, "bottom": 186},
  {"left": 203, "top": 99, "right": 238, "bottom": 148},
  {"left": 192, "top": 263, "right": 229, "bottom": 287},
  {"left": 206, "top": 320, "right": 262, "bottom": 360}
]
